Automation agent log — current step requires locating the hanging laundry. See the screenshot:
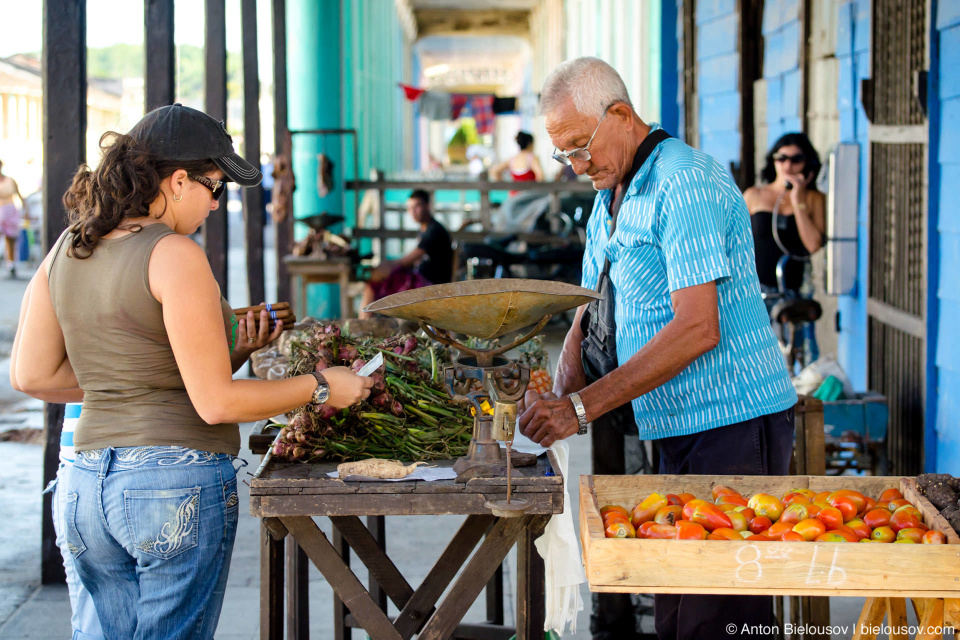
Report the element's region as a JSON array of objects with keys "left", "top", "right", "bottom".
[
  {"left": 471, "top": 95, "right": 495, "bottom": 134},
  {"left": 451, "top": 94, "right": 468, "bottom": 119},
  {"left": 418, "top": 91, "right": 451, "bottom": 120},
  {"left": 399, "top": 83, "right": 425, "bottom": 101},
  {"left": 317, "top": 153, "right": 335, "bottom": 198},
  {"left": 492, "top": 96, "right": 517, "bottom": 114}
]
